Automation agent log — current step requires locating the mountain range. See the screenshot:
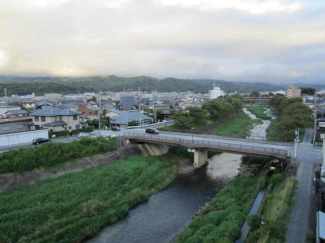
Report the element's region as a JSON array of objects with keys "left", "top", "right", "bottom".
[{"left": 0, "top": 75, "right": 323, "bottom": 96}]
